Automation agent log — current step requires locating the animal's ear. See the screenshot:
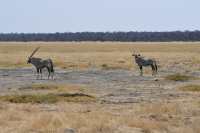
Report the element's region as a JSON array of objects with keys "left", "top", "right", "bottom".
[{"left": 131, "top": 49, "right": 136, "bottom": 56}]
